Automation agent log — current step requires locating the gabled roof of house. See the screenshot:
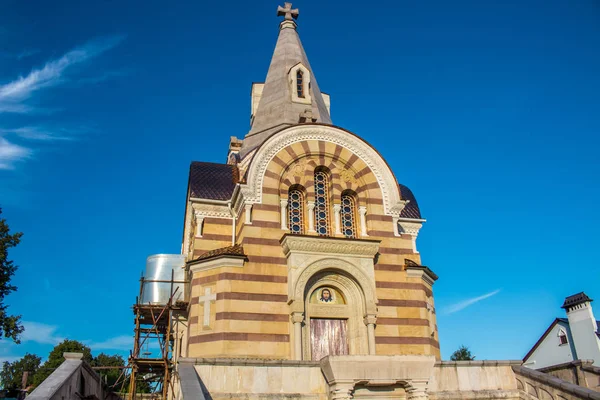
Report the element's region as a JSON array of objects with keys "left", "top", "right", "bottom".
[
  {"left": 523, "top": 318, "right": 566, "bottom": 362},
  {"left": 523, "top": 316, "right": 600, "bottom": 362}
]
